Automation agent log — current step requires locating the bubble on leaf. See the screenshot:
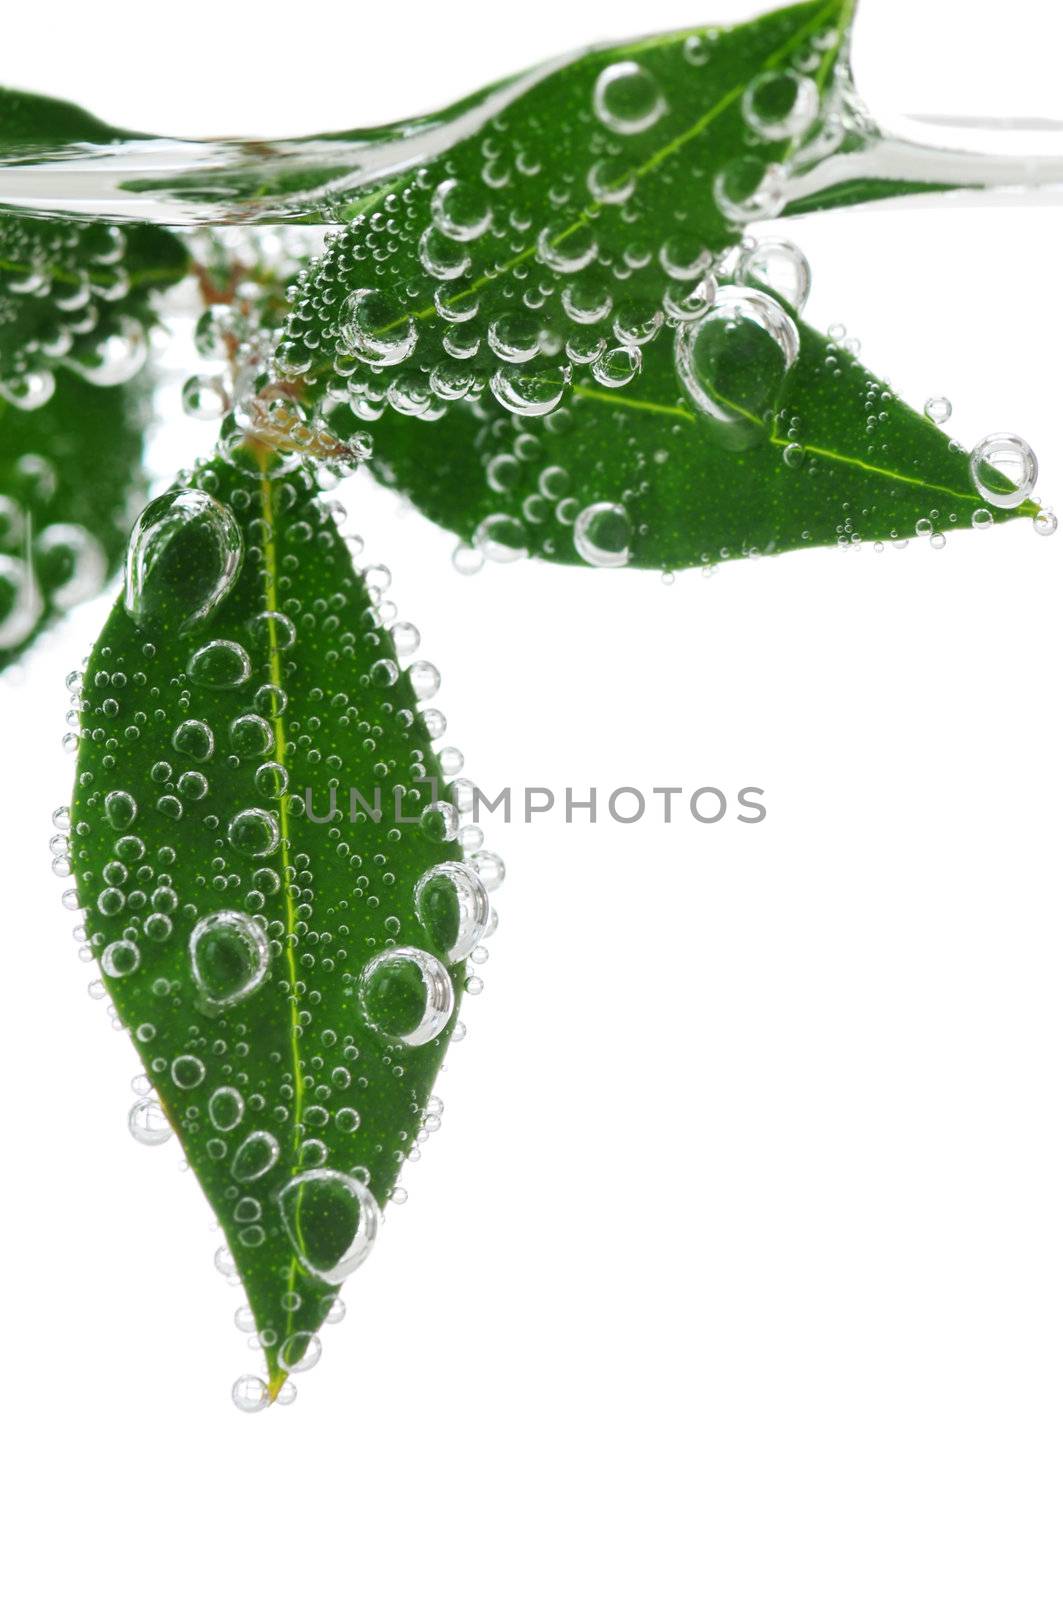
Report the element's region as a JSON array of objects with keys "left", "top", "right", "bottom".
[
  {"left": 431, "top": 178, "right": 493, "bottom": 241},
  {"left": 573, "top": 501, "right": 632, "bottom": 568},
  {"left": 359, "top": 946, "right": 454, "bottom": 1046},
  {"left": 675, "top": 286, "right": 798, "bottom": 450},
  {"left": 741, "top": 68, "right": 819, "bottom": 141},
  {"left": 230, "top": 1130, "right": 280, "bottom": 1182},
  {"left": 278, "top": 1169, "right": 381, "bottom": 1285},
  {"left": 209, "top": 1086, "right": 245, "bottom": 1132},
  {"left": 188, "top": 638, "right": 252, "bottom": 689},
  {"left": 735, "top": 238, "right": 811, "bottom": 314},
  {"left": 231, "top": 1375, "right": 269, "bottom": 1413},
  {"left": 190, "top": 909, "right": 270, "bottom": 1013},
  {"left": 415, "top": 862, "right": 491, "bottom": 960},
  {"left": 102, "top": 938, "right": 140, "bottom": 977},
  {"left": 713, "top": 156, "right": 787, "bottom": 224},
  {"left": 37, "top": 523, "right": 107, "bottom": 610},
  {"left": 593, "top": 61, "right": 666, "bottom": 134},
  {"left": 125, "top": 490, "right": 242, "bottom": 632},
  {"left": 228, "top": 807, "right": 280, "bottom": 857},
  {"left": 970, "top": 433, "right": 1038, "bottom": 509},
  {"left": 339, "top": 287, "right": 418, "bottom": 367},
  {"left": 128, "top": 1096, "right": 171, "bottom": 1146}
]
